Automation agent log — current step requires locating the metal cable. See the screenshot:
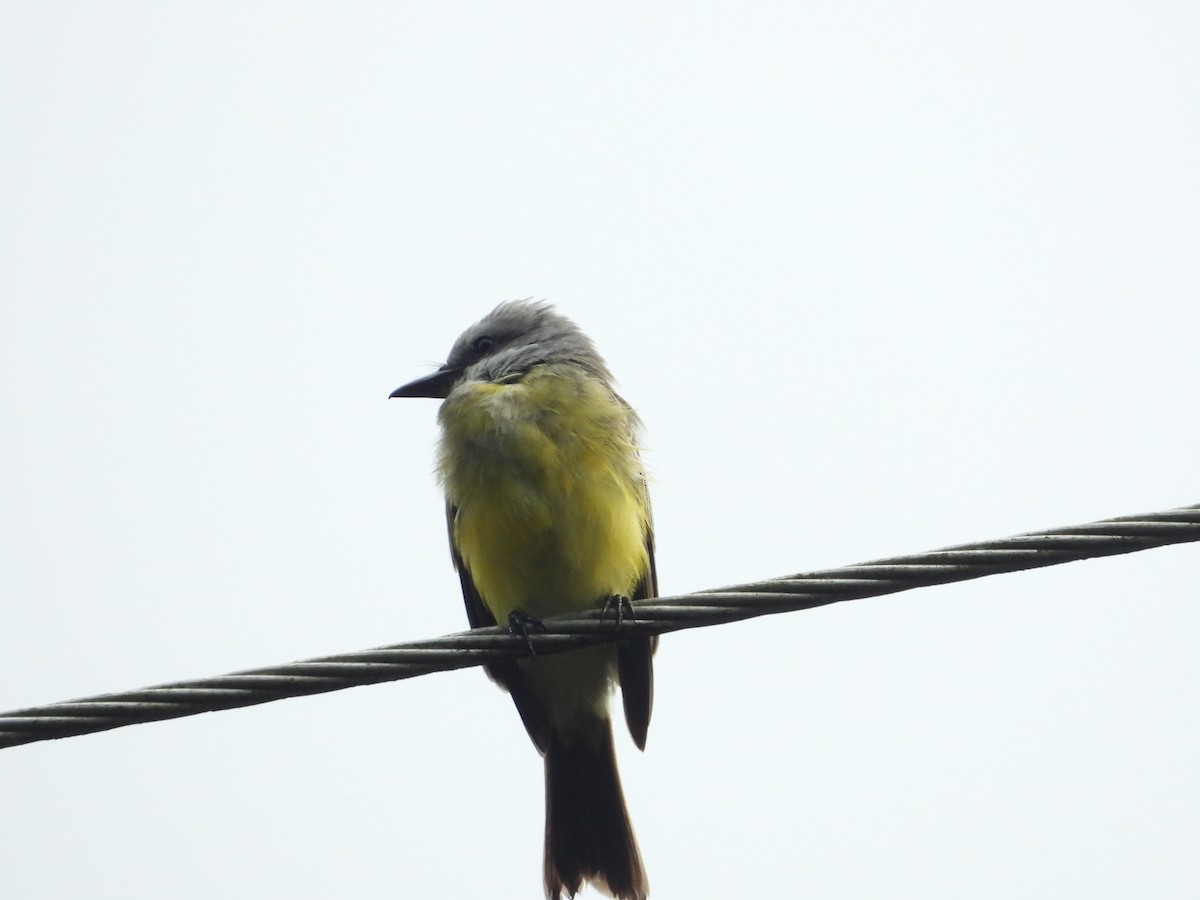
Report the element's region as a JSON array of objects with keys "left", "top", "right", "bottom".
[{"left": 2, "top": 503, "right": 1197, "bottom": 751}]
